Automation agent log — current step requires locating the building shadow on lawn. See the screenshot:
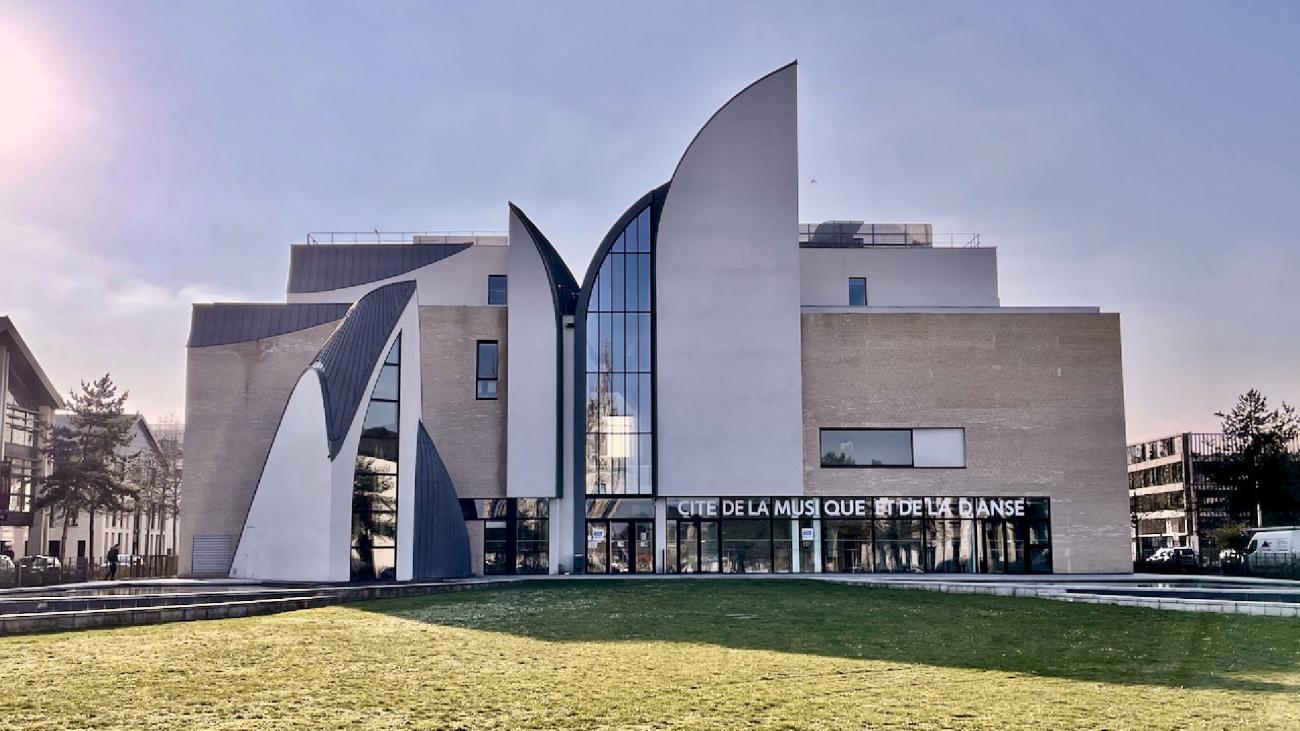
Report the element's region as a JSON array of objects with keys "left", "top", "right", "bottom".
[{"left": 350, "top": 579, "right": 1300, "bottom": 694}]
